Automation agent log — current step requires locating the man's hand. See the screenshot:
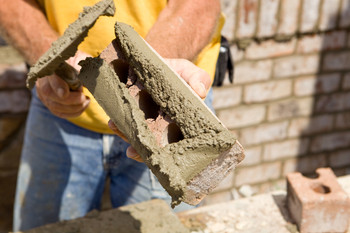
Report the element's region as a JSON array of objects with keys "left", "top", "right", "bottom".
[
  {"left": 36, "top": 51, "right": 91, "bottom": 119},
  {"left": 109, "top": 58, "right": 212, "bottom": 162}
]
